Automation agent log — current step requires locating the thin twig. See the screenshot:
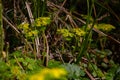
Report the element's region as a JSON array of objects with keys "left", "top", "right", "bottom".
[
  {"left": 25, "top": 2, "right": 34, "bottom": 23},
  {"left": 65, "top": 14, "right": 77, "bottom": 28},
  {"left": 45, "top": 35, "right": 49, "bottom": 66},
  {"left": 85, "top": 69, "right": 96, "bottom": 80},
  {"left": 25, "top": 1, "right": 40, "bottom": 57},
  {"left": 2, "top": 15, "right": 20, "bottom": 34},
  {"left": 13, "top": 0, "right": 17, "bottom": 24},
  {"left": 97, "top": 13, "right": 110, "bottom": 21},
  {"left": 14, "top": 55, "right": 24, "bottom": 71}
]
